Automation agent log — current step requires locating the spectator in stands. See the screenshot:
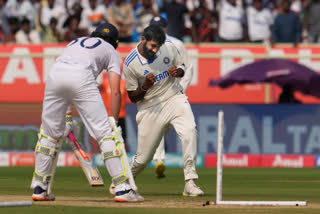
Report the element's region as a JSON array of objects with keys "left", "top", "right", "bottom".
[
  {"left": 186, "top": 0, "right": 214, "bottom": 12},
  {"left": 190, "top": 0, "right": 217, "bottom": 42},
  {"left": 186, "top": 0, "right": 215, "bottom": 42},
  {"left": 160, "top": 0, "right": 189, "bottom": 41},
  {"left": 16, "top": 0, "right": 37, "bottom": 28},
  {"left": 41, "top": 17, "right": 61, "bottom": 43},
  {"left": 63, "top": 2, "right": 83, "bottom": 29},
  {"left": 130, "top": 0, "right": 142, "bottom": 42},
  {"left": 218, "top": 0, "right": 247, "bottom": 42},
  {"left": 272, "top": 0, "right": 302, "bottom": 47},
  {"left": 246, "top": 0, "right": 274, "bottom": 43},
  {"left": 0, "top": 0, "right": 10, "bottom": 36},
  {"left": 59, "top": 0, "right": 84, "bottom": 11},
  {"left": 136, "top": 0, "right": 158, "bottom": 35},
  {"left": 63, "top": 15, "right": 88, "bottom": 42},
  {"left": 79, "top": 0, "right": 107, "bottom": 33},
  {"left": 107, "top": 0, "right": 133, "bottom": 42},
  {"left": 290, "top": 0, "right": 303, "bottom": 14},
  {"left": 39, "top": 0, "right": 66, "bottom": 32},
  {"left": 3, "top": 17, "right": 19, "bottom": 43},
  {"left": 15, "top": 17, "right": 41, "bottom": 44},
  {"left": 303, "top": 0, "right": 320, "bottom": 43}
]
